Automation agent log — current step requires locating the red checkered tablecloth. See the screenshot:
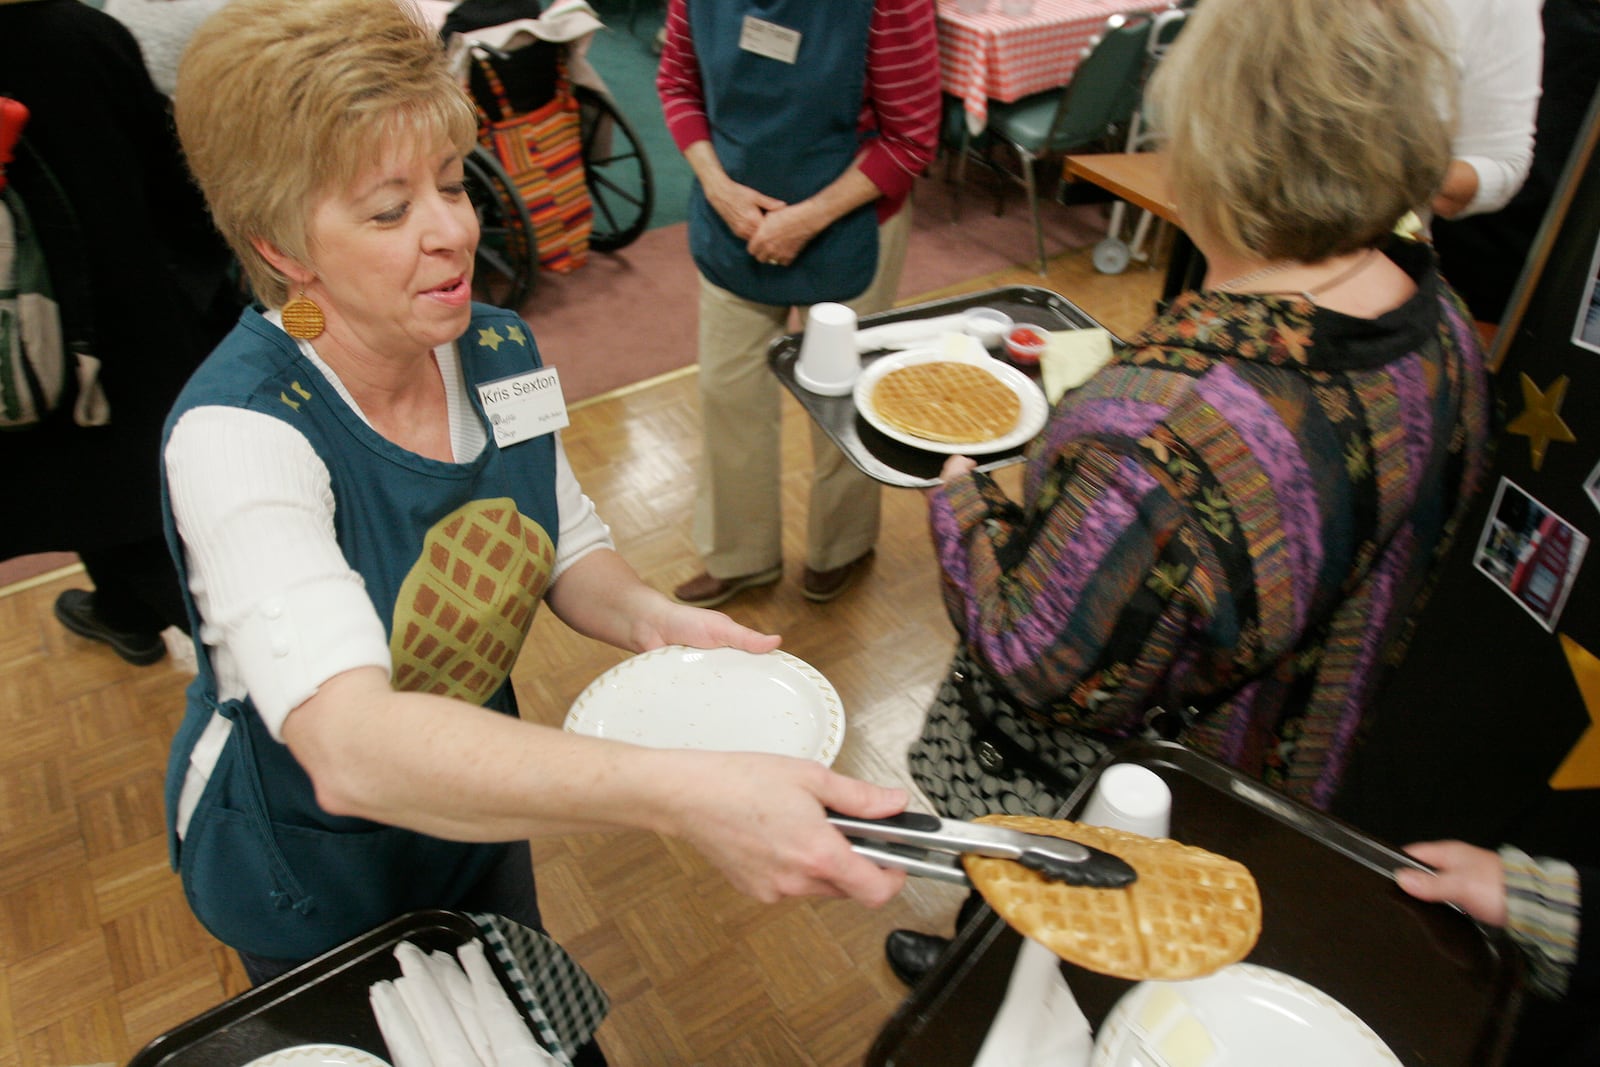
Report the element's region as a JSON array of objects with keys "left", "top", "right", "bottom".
[{"left": 938, "top": 0, "right": 1173, "bottom": 135}]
